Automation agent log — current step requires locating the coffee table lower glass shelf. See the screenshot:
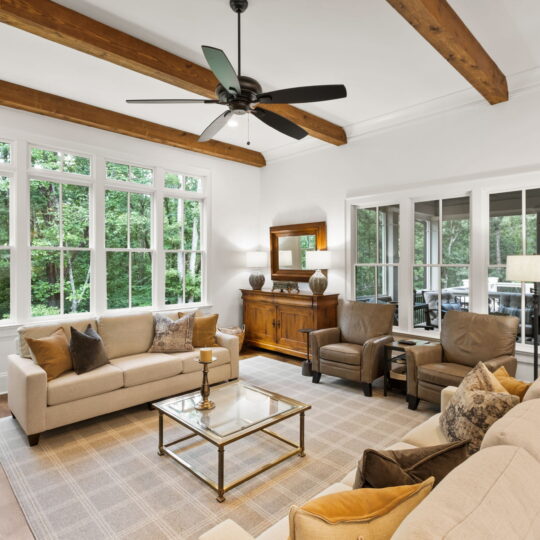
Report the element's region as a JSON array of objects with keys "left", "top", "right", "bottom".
[{"left": 153, "top": 381, "right": 311, "bottom": 502}]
